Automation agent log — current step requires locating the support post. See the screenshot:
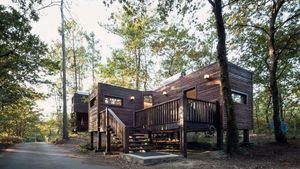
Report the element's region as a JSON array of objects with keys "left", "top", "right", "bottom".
[
  {"left": 180, "top": 95, "right": 187, "bottom": 157},
  {"left": 148, "top": 131, "right": 152, "bottom": 144},
  {"left": 96, "top": 131, "right": 102, "bottom": 151},
  {"left": 243, "top": 129, "right": 250, "bottom": 143},
  {"left": 216, "top": 128, "right": 224, "bottom": 149},
  {"left": 123, "top": 127, "right": 129, "bottom": 153},
  {"left": 216, "top": 101, "right": 223, "bottom": 149},
  {"left": 90, "top": 132, "right": 94, "bottom": 149},
  {"left": 180, "top": 127, "right": 187, "bottom": 157},
  {"left": 105, "top": 108, "right": 111, "bottom": 154}
]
